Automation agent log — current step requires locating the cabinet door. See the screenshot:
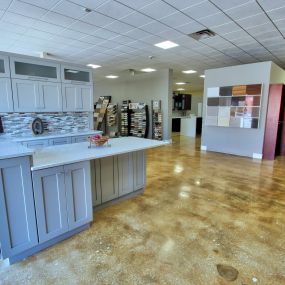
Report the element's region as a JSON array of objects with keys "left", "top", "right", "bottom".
[
  {"left": 133, "top": 151, "right": 146, "bottom": 191},
  {"left": 62, "top": 84, "right": 93, "bottom": 112},
  {"left": 77, "top": 85, "right": 93, "bottom": 111},
  {"left": 91, "top": 160, "right": 102, "bottom": 206},
  {"left": 100, "top": 157, "right": 119, "bottom": 203},
  {"left": 61, "top": 65, "right": 92, "bottom": 84},
  {"left": 32, "top": 166, "right": 68, "bottom": 243},
  {"left": 0, "top": 78, "right": 13, "bottom": 112},
  {"left": 0, "top": 55, "right": 10, "bottom": 78},
  {"left": 38, "top": 82, "right": 62, "bottom": 112},
  {"left": 0, "top": 157, "right": 38, "bottom": 258},
  {"left": 23, "top": 140, "right": 50, "bottom": 149},
  {"left": 118, "top": 153, "right": 134, "bottom": 196},
  {"left": 65, "top": 161, "right": 93, "bottom": 230},
  {"left": 12, "top": 79, "right": 39, "bottom": 112}
]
